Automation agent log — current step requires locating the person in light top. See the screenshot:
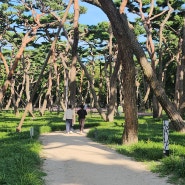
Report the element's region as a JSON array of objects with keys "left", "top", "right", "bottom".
[{"left": 63, "top": 104, "right": 75, "bottom": 134}]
